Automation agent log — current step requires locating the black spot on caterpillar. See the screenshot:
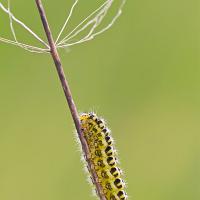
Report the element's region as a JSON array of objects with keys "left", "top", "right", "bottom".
[{"left": 80, "top": 112, "right": 128, "bottom": 200}]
